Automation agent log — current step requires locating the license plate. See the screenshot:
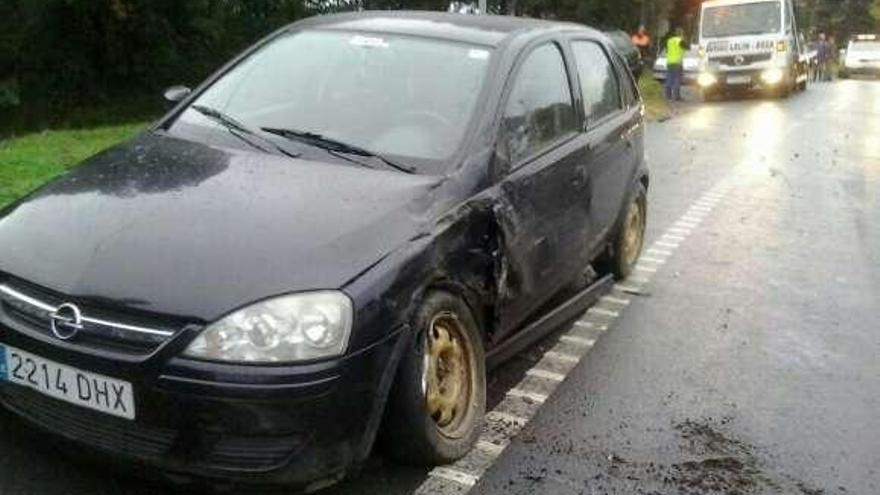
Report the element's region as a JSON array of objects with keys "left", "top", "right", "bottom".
[
  {"left": 0, "top": 343, "right": 135, "bottom": 420},
  {"left": 727, "top": 75, "right": 751, "bottom": 85}
]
